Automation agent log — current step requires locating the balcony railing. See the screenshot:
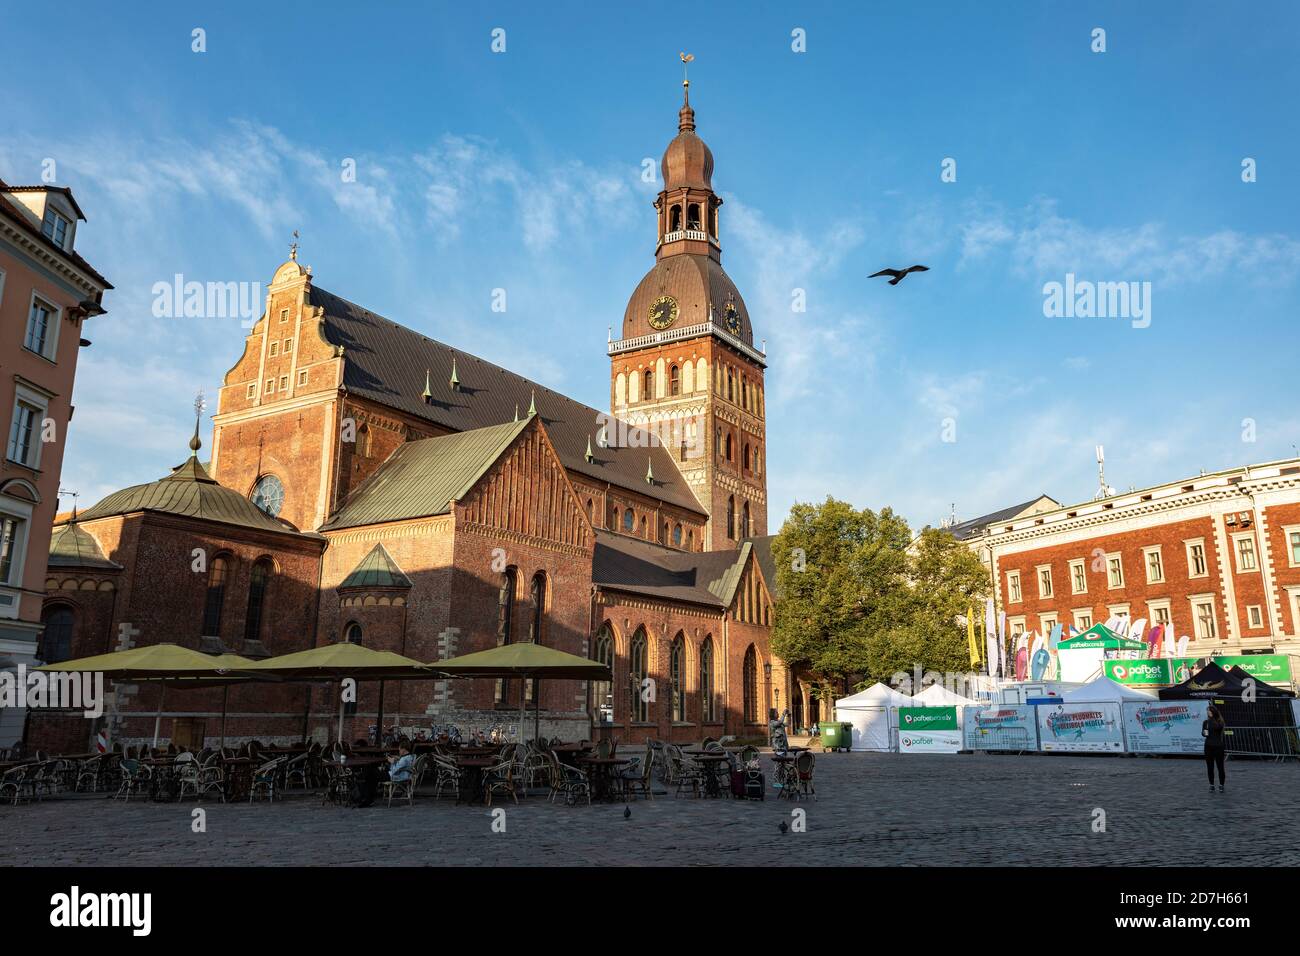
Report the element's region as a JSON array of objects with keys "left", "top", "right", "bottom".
[
  {"left": 609, "top": 321, "right": 767, "bottom": 366},
  {"left": 659, "top": 229, "right": 719, "bottom": 247}
]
